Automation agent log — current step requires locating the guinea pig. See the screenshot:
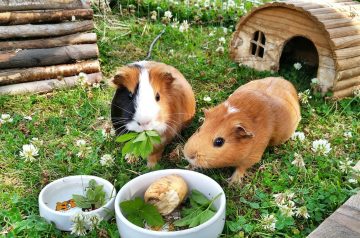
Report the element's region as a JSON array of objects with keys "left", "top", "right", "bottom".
[
  {"left": 183, "top": 77, "right": 300, "bottom": 184},
  {"left": 111, "top": 61, "right": 196, "bottom": 167}
]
